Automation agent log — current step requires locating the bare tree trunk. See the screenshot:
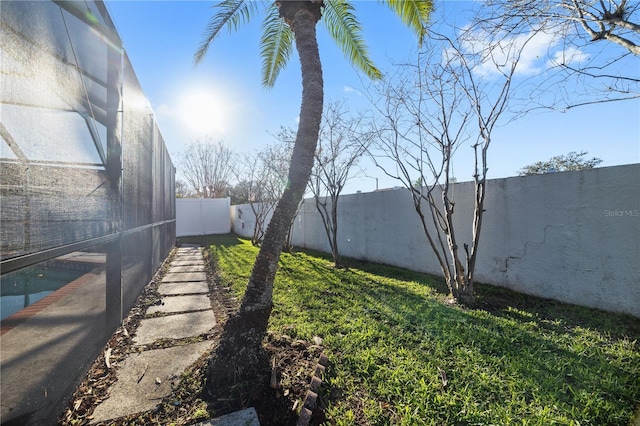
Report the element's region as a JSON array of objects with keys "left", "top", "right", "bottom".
[
  {"left": 249, "top": 201, "right": 273, "bottom": 246},
  {"left": 330, "top": 194, "right": 340, "bottom": 267},
  {"left": 282, "top": 197, "right": 303, "bottom": 252},
  {"left": 462, "top": 140, "right": 490, "bottom": 299},
  {"left": 309, "top": 101, "right": 371, "bottom": 268},
  {"left": 314, "top": 195, "right": 341, "bottom": 267},
  {"left": 249, "top": 202, "right": 262, "bottom": 245},
  {"left": 208, "top": 4, "right": 323, "bottom": 386}
]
